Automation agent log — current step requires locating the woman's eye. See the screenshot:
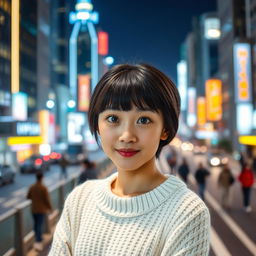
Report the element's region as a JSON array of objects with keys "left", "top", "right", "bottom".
[
  {"left": 137, "top": 117, "right": 151, "bottom": 124},
  {"left": 106, "top": 115, "right": 118, "bottom": 123}
]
